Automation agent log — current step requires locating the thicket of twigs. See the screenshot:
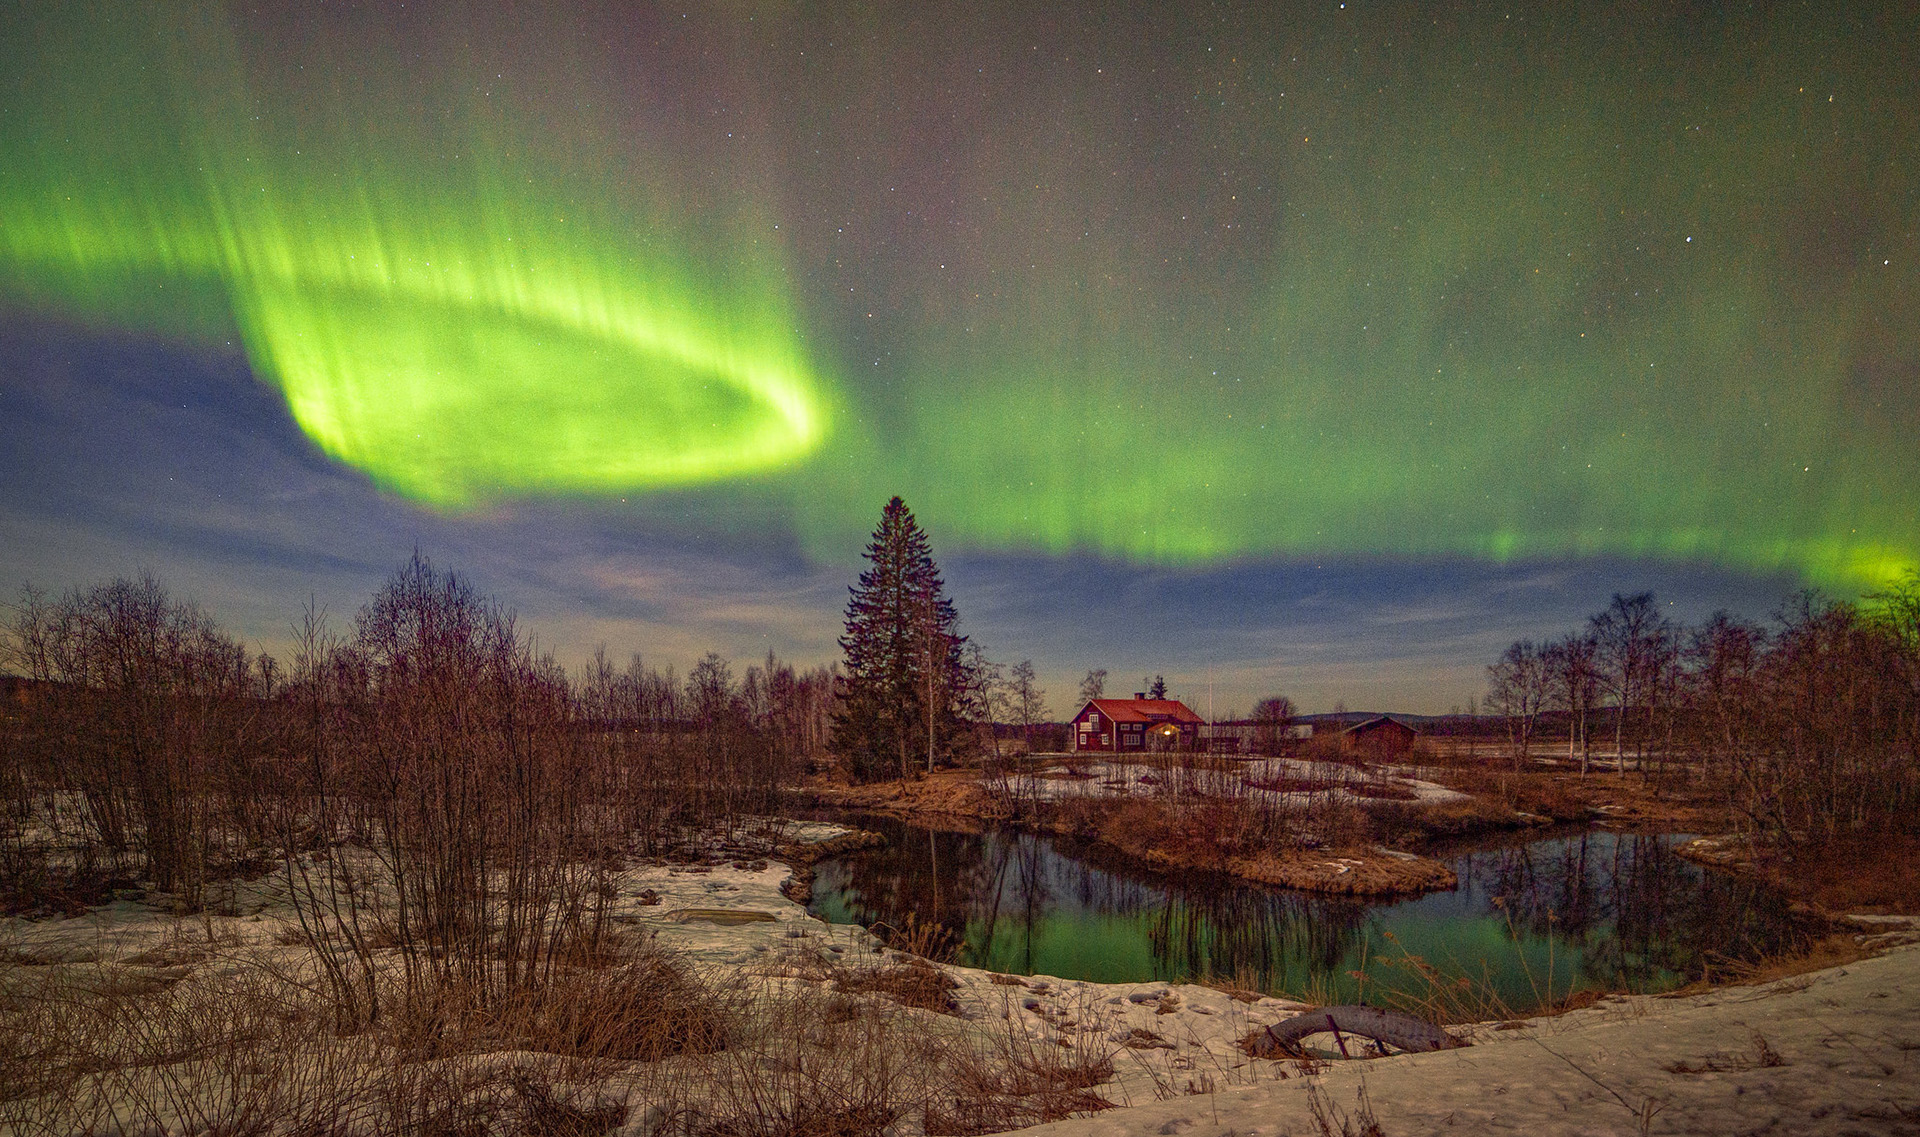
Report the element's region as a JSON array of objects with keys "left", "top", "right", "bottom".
[
  {"left": 0, "top": 931, "right": 1118, "bottom": 1137},
  {"left": 0, "top": 557, "right": 835, "bottom": 920},
  {"left": 0, "top": 558, "right": 1132, "bottom": 1136},
  {"left": 983, "top": 746, "right": 1404, "bottom": 871},
  {"left": 1484, "top": 582, "right": 1920, "bottom": 850}
]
